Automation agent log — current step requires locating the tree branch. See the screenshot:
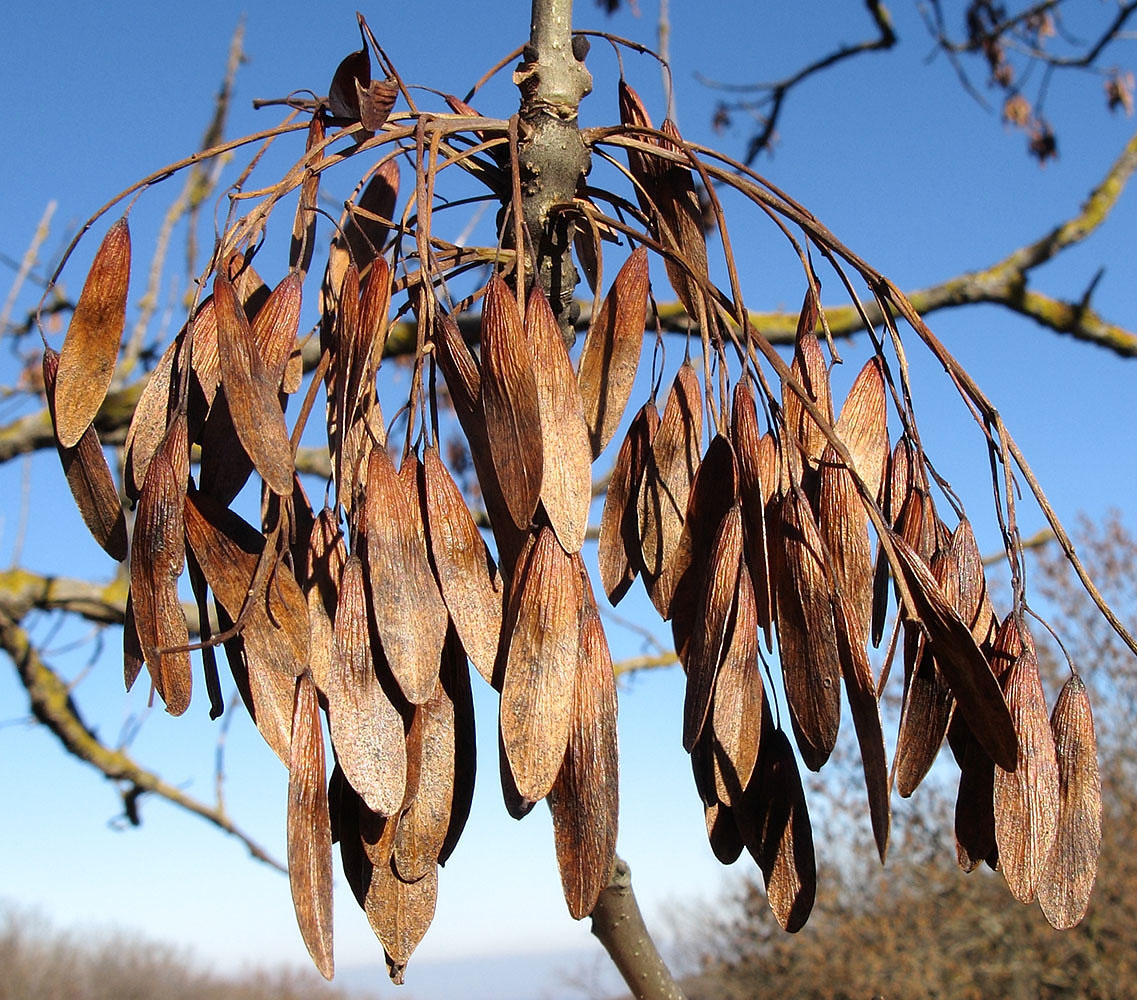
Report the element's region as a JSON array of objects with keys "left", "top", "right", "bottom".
[
  {"left": 590, "top": 856, "right": 687, "bottom": 1000},
  {"left": 0, "top": 610, "right": 284, "bottom": 872}
]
